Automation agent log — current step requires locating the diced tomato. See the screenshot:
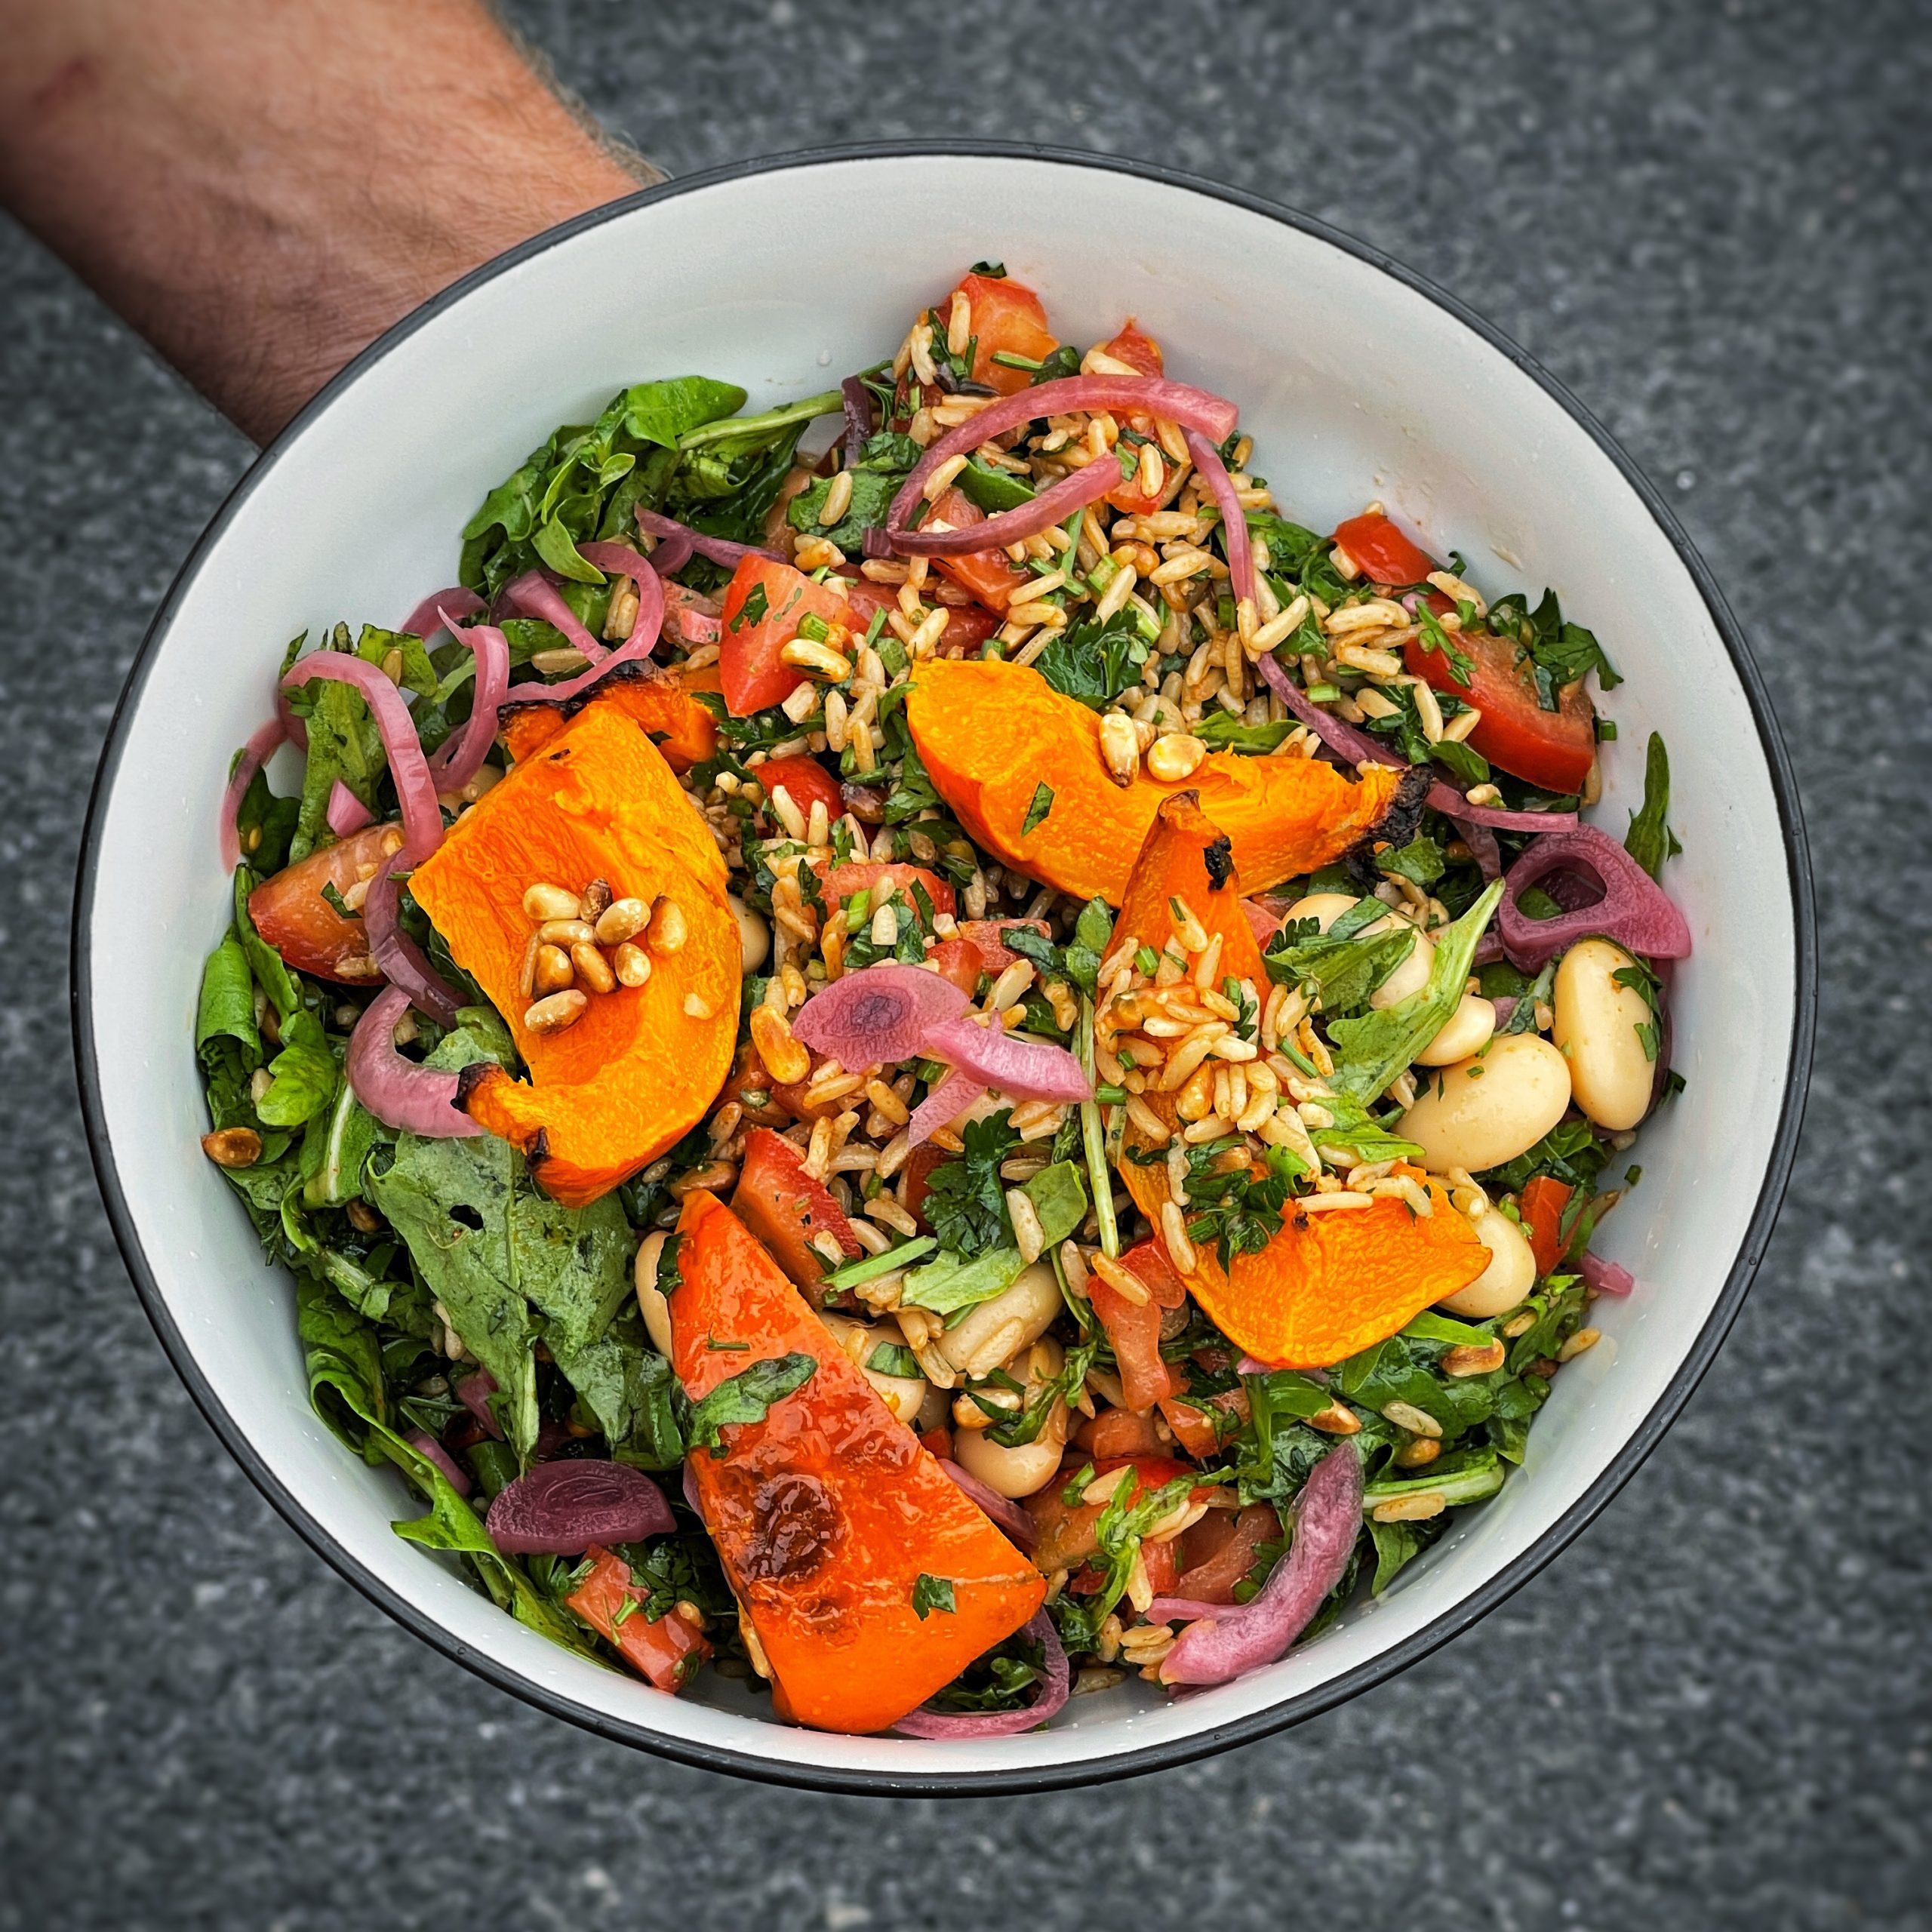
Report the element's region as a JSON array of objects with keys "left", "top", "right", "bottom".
[
  {"left": 920, "top": 1426, "right": 953, "bottom": 1460},
  {"left": 1098, "top": 322, "right": 1164, "bottom": 378},
  {"left": 662, "top": 580, "right": 721, "bottom": 646},
  {"left": 926, "top": 917, "right": 1051, "bottom": 995},
  {"left": 565, "top": 1543, "right": 710, "bottom": 1694},
  {"left": 1027, "top": 1455, "right": 1199, "bottom": 1574},
  {"left": 900, "top": 1142, "right": 951, "bottom": 1233},
  {"left": 718, "top": 555, "right": 851, "bottom": 715},
  {"left": 926, "top": 939, "right": 984, "bottom": 998},
  {"left": 1158, "top": 1387, "right": 1249, "bottom": 1462},
  {"left": 1518, "top": 1176, "right": 1574, "bottom": 1278},
  {"left": 719, "top": 1042, "right": 792, "bottom": 1127},
  {"left": 247, "top": 822, "right": 399, "bottom": 983},
  {"left": 1333, "top": 511, "right": 1436, "bottom": 587},
  {"left": 817, "top": 860, "right": 956, "bottom": 920},
  {"left": 1074, "top": 1407, "right": 1169, "bottom": 1460},
  {"left": 1088, "top": 1239, "right": 1185, "bottom": 1415},
  {"left": 730, "top": 1127, "right": 862, "bottom": 1288},
  {"left": 757, "top": 755, "right": 843, "bottom": 830},
  {"left": 1173, "top": 1503, "right": 1280, "bottom": 1605},
  {"left": 949, "top": 271, "right": 1059, "bottom": 396},
  {"left": 927, "top": 488, "right": 1032, "bottom": 613},
  {"left": 1405, "top": 619, "right": 1597, "bottom": 795},
  {"left": 1141, "top": 1535, "right": 1180, "bottom": 1599}
]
